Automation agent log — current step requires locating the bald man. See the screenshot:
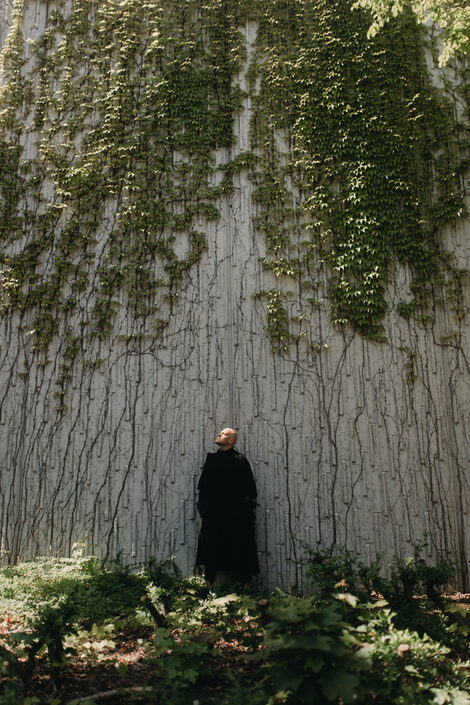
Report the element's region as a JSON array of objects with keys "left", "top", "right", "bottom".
[{"left": 196, "top": 428, "right": 259, "bottom": 587}]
